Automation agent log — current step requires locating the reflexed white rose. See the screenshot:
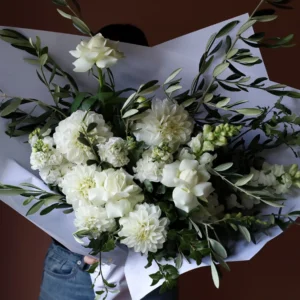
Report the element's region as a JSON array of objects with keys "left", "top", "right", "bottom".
[
  {"left": 98, "top": 137, "right": 129, "bottom": 168},
  {"left": 74, "top": 205, "right": 116, "bottom": 239},
  {"left": 91, "top": 168, "right": 144, "bottom": 218},
  {"left": 70, "top": 33, "right": 124, "bottom": 72},
  {"left": 60, "top": 164, "right": 101, "bottom": 208},
  {"left": 161, "top": 159, "right": 214, "bottom": 212},
  {"left": 133, "top": 99, "right": 194, "bottom": 150},
  {"left": 30, "top": 136, "right": 63, "bottom": 170},
  {"left": 118, "top": 203, "right": 168, "bottom": 254},
  {"left": 39, "top": 161, "right": 74, "bottom": 187},
  {"left": 53, "top": 110, "right": 112, "bottom": 165},
  {"left": 133, "top": 150, "right": 165, "bottom": 183}
]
